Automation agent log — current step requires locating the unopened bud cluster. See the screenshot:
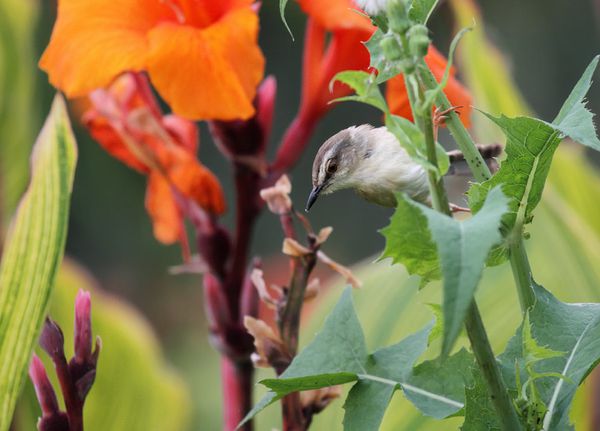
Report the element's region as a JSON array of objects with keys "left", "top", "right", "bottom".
[{"left": 378, "top": 0, "right": 431, "bottom": 72}]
